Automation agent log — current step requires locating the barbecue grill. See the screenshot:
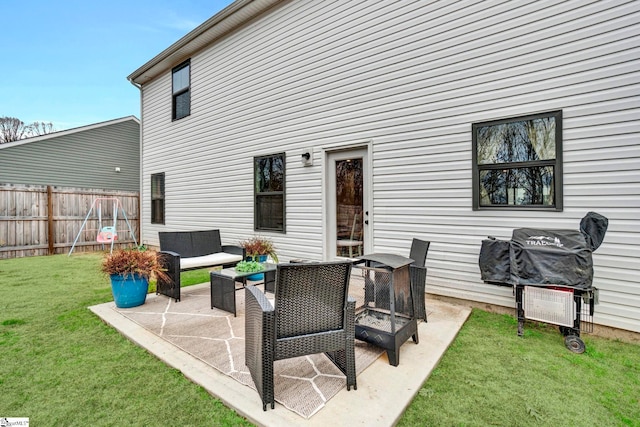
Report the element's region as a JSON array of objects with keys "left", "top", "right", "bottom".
[{"left": 478, "top": 212, "right": 608, "bottom": 353}]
